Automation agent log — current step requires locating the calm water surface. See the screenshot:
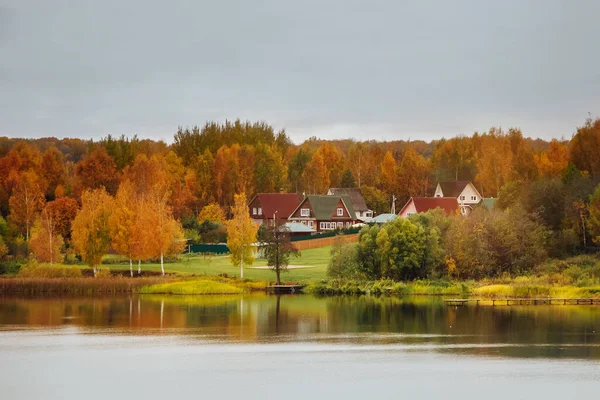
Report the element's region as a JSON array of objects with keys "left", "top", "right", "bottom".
[{"left": 0, "top": 294, "right": 599, "bottom": 399}]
